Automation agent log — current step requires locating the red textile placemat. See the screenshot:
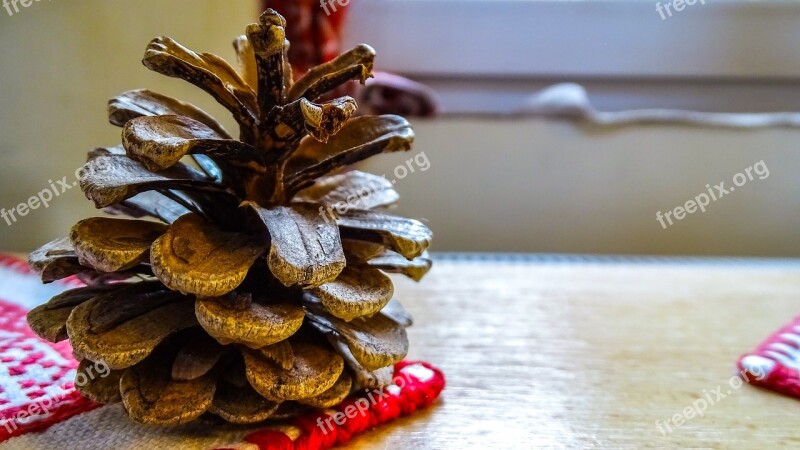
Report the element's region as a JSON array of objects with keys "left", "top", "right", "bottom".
[
  {"left": 738, "top": 316, "right": 800, "bottom": 398},
  {"left": 0, "top": 255, "right": 99, "bottom": 443}
]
